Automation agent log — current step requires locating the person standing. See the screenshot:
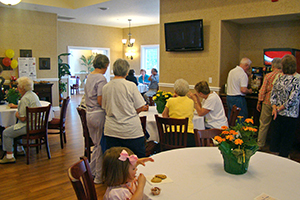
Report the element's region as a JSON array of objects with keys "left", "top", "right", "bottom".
[
  {"left": 102, "top": 59, "right": 148, "bottom": 158},
  {"left": 143, "top": 68, "right": 159, "bottom": 104},
  {"left": 226, "top": 58, "right": 253, "bottom": 120},
  {"left": 269, "top": 54, "right": 300, "bottom": 158},
  {"left": 256, "top": 58, "right": 282, "bottom": 149},
  {"left": 84, "top": 54, "right": 110, "bottom": 184}
]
